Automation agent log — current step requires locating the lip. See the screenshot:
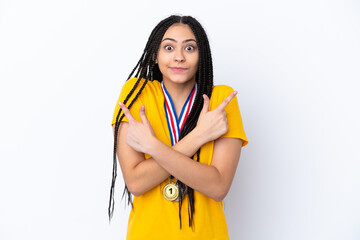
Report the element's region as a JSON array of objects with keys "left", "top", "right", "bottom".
[{"left": 169, "top": 67, "right": 188, "bottom": 73}]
